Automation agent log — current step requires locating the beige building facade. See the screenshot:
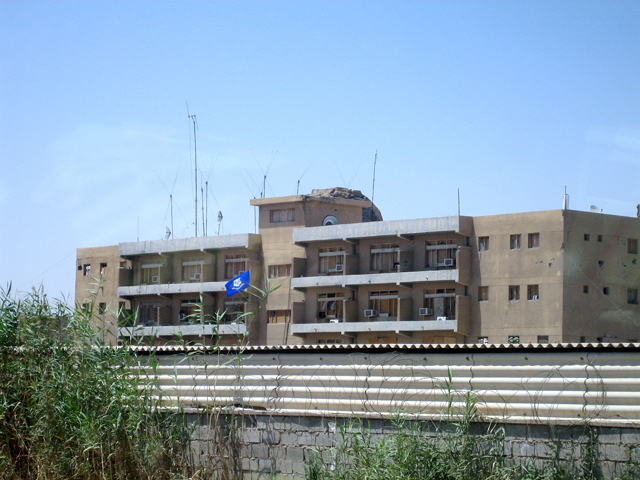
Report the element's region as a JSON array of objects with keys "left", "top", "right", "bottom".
[{"left": 75, "top": 188, "right": 640, "bottom": 346}]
